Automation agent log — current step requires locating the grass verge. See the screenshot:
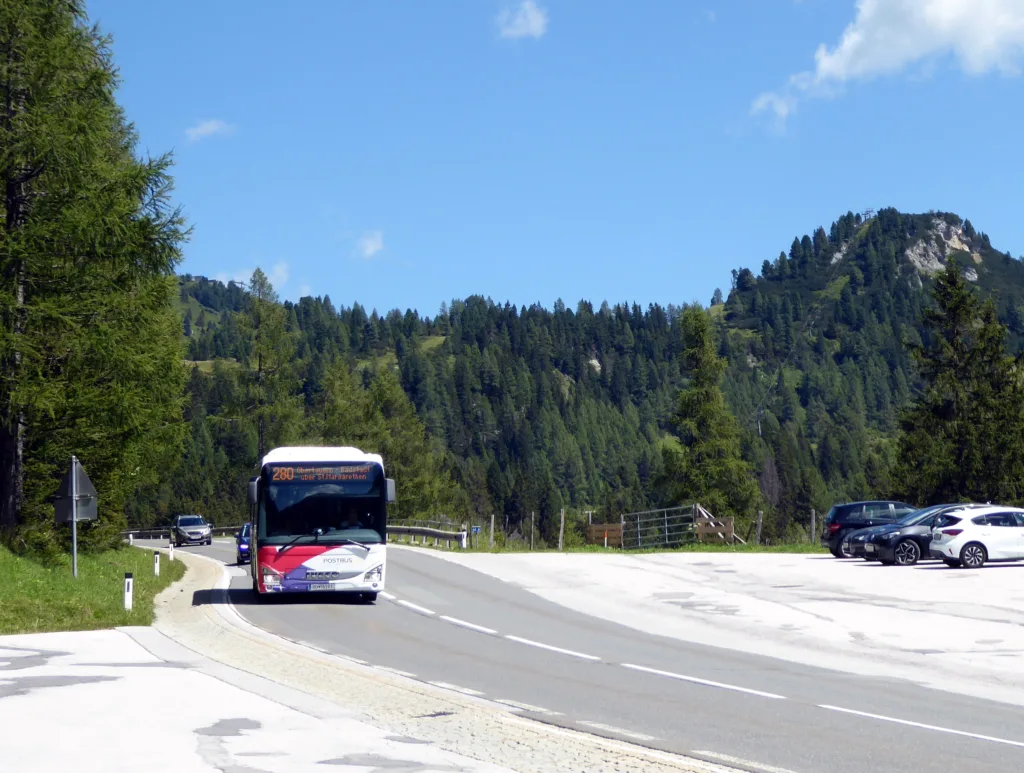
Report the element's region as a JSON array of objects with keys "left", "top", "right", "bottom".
[
  {"left": 0, "top": 544, "right": 186, "bottom": 635},
  {"left": 391, "top": 538, "right": 827, "bottom": 556}
]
